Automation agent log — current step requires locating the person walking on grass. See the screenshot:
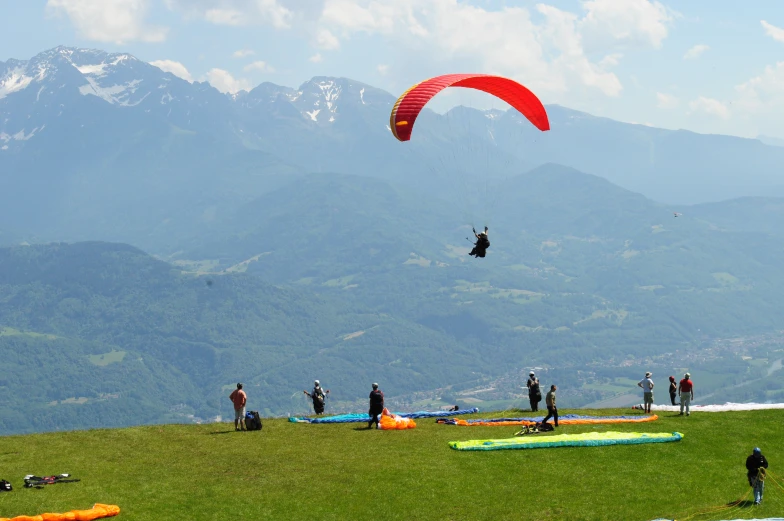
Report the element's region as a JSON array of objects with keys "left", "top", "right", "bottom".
[
  {"left": 638, "top": 371, "right": 655, "bottom": 414},
  {"left": 679, "top": 373, "right": 694, "bottom": 416},
  {"left": 229, "top": 383, "right": 247, "bottom": 432},
  {"left": 668, "top": 376, "right": 678, "bottom": 406},
  {"left": 746, "top": 447, "right": 769, "bottom": 505},
  {"left": 368, "top": 383, "right": 384, "bottom": 429},
  {"left": 541, "top": 385, "right": 558, "bottom": 427}
]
